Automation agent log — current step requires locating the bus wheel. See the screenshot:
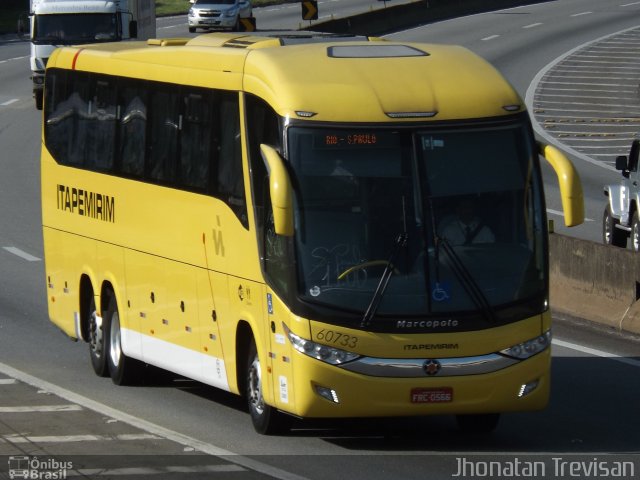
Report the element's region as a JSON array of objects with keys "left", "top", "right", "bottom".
[
  {"left": 246, "top": 341, "right": 290, "bottom": 435},
  {"left": 456, "top": 413, "right": 500, "bottom": 433},
  {"left": 105, "top": 294, "right": 144, "bottom": 386},
  {"left": 88, "top": 297, "right": 108, "bottom": 377}
]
